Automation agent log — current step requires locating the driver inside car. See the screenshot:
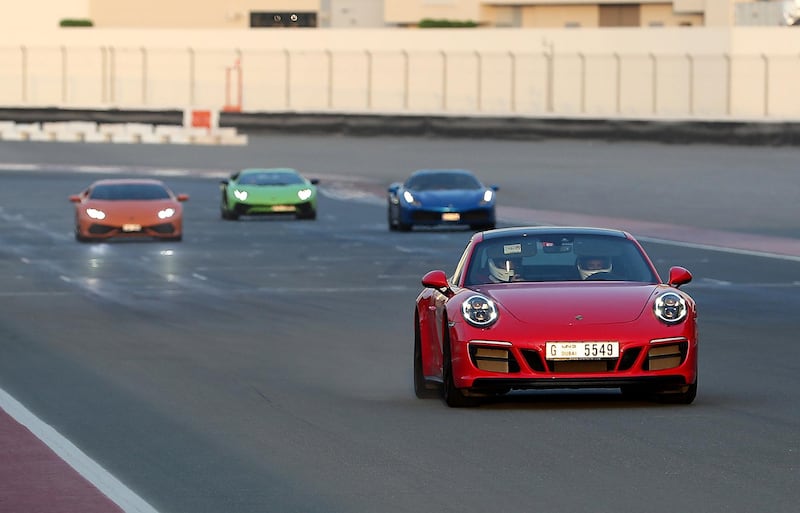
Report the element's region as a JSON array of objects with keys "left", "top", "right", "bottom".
[
  {"left": 488, "top": 255, "right": 524, "bottom": 282},
  {"left": 577, "top": 255, "right": 613, "bottom": 279}
]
